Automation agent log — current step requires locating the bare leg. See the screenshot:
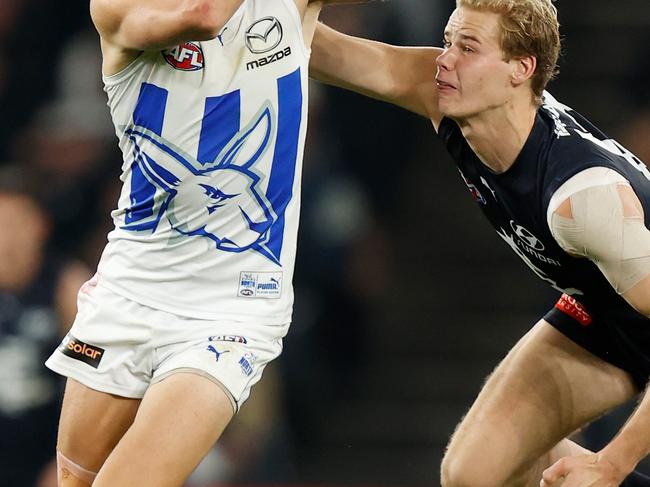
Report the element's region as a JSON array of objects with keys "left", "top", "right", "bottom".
[
  {"left": 93, "top": 372, "right": 234, "bottom": 487},
  {"left": 440, "top": 320, "right": 638, "bottom": 487},
  {"left": 56, "top": 379, "right": 141, "bottom": 486}
]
